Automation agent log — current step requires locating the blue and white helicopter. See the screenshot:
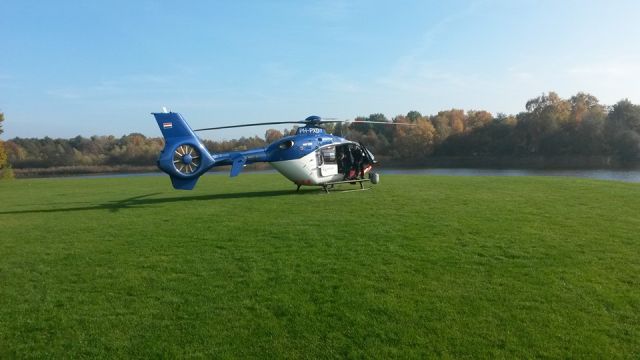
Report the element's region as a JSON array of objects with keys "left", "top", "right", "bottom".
[{"left": 152, "top": 110, "right": 411, "bottom": 192}]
